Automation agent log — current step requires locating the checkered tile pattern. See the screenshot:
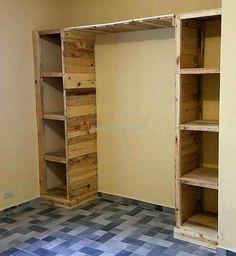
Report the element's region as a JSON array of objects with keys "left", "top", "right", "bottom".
[{"left": 0, "top": 199, "right": 216, "bottom": 256}]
